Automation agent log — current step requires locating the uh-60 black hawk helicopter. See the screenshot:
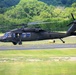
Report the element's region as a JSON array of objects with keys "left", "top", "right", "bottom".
[{"left": 0, "top": 13, "right": 76, "bottom": 45}]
